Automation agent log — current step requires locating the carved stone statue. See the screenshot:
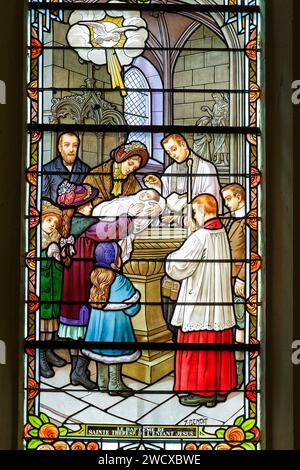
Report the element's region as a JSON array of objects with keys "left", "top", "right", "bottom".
[
  {"left": 194, "top": 92, "right": 229, "bottom": 166},
  {"left": 193, "top": 115, "right": 212, "bottom": 161}
]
